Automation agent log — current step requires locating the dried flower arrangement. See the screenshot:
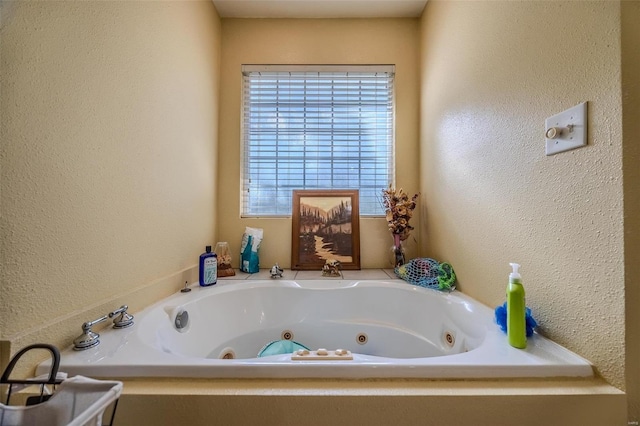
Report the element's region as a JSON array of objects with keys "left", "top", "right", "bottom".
[{"left": 381, "top": 185, "right": 419, "bottom": 241}]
